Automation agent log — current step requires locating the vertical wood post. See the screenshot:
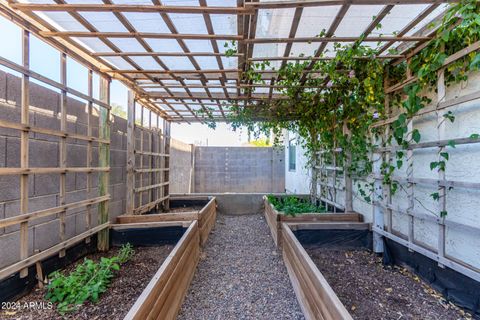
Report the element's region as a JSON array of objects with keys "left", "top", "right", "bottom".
[
  {"left": 19, "top": 29, "right": 30, "bottom": 278},
  {"left": 437, "top": 66, "right": 447, "bottom": 268},
  {"left": 126, "top": 91, "right": 135, "bottom": 215},
  {"left": 59, "top": 52, "right": 67, "bottom": 258},
  {"left": 189, "top": 144, "right": 195, "bottom": 193},
  {"left": 98, "top": 76, "right": 110, "bottom": 251},
  {"left": 86, "top": 70, "right": 93, "bottom": 242},
  {"left": 342, "top": 121, "right": 353, "bottom": 212},
  {"left": 139, "top": 106, "right": 144, "bottom": 209},
  {"left": 383, "top": 75, "right": 393, "bottom": 232},
  {"left": 163, "top": 120, "right": 171, "bottom": 210},
  {"left": 156, "top": 116, "right": 161, "bottom": 209}
]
